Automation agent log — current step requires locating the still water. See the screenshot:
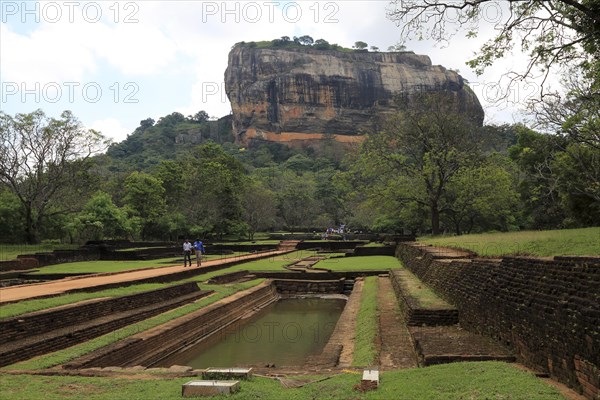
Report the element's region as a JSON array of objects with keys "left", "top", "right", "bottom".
[{"left": 160, "top": 298, "right": 345, "bottom": 368}]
